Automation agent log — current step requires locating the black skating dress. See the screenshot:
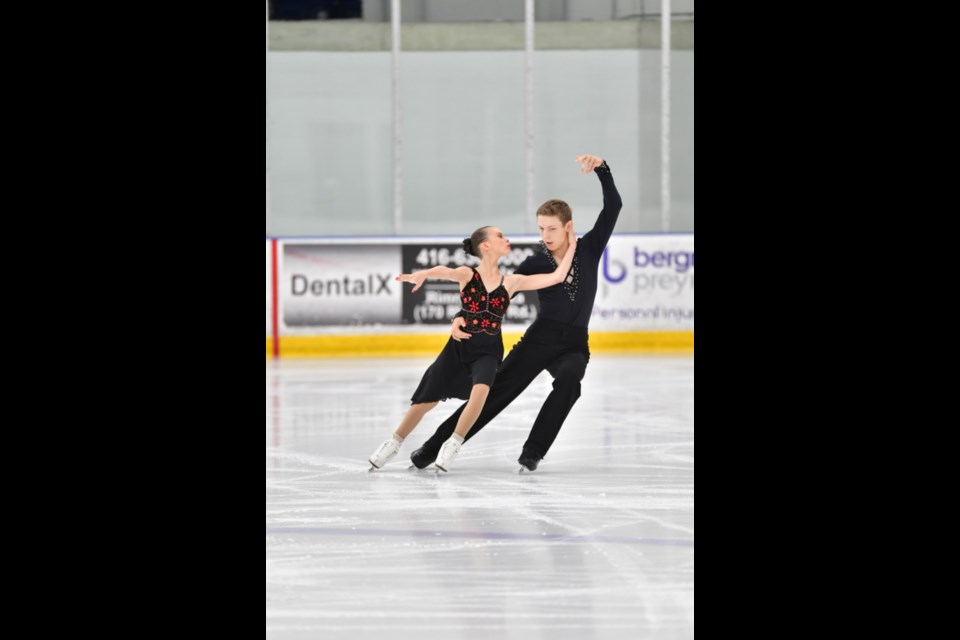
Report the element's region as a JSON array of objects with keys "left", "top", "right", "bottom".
[{"left": 410, "top": 267, "right": 511, "bottom": 404}]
